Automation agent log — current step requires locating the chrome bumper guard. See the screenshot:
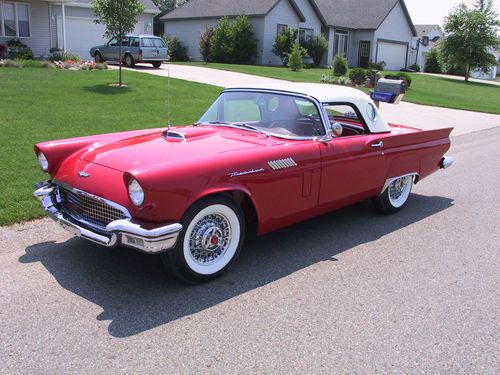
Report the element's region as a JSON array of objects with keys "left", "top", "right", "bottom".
[
  {"left": 33, "top": 182, "right": 182, "bottom": 254},
  {"left": 441, "top": 155, "right": 454, "bottom": 169}
]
